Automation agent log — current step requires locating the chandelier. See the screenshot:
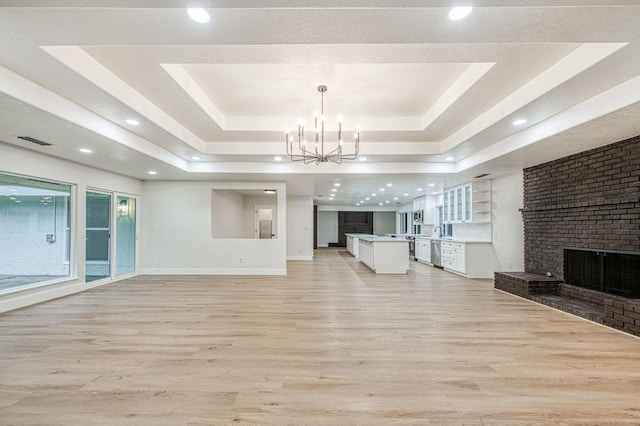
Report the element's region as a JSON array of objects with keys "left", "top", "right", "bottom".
[{"left": 285, "top": 85, "right": 360, "bottom": 164}]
